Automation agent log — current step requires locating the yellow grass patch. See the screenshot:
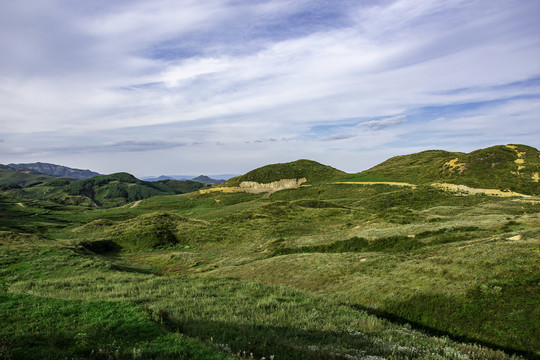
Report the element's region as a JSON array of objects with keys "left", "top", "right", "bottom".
[
  {"left": 443, "top": 158, "right": 466, "bottom": 173},
  {"left": 532, "top": 172, "right": 540, "bottom": 182},
  {"left": 515, "top": 158, "right": 525, "bottom": 164},
  {"left": 432, "top": 183, "right": 527, "bottom": 197},
  {"left": 506, "top": 145, "right": 517, "bottom": 149},
  {"left": 199, "top": 187, "right": 242, "bottom": 194},
  {"left": 516, "top": 199, "right": 540, "bottom": 204},
  {"left": 334, "top": 181, "right": 416, "bottom": 187}
]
